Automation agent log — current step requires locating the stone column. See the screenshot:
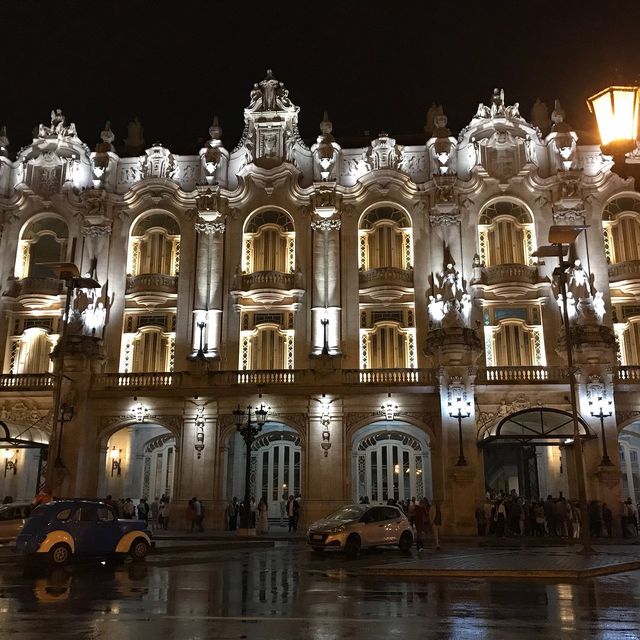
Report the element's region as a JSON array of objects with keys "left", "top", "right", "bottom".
[
  {"left": 48, "top": 335, "right": 106, "bottom": 498},
  {"left": 304, "top": 395, "right": 345, "bottom": 527},
  {"left": 193, "top": 219, "right": 226, "bottom": 362},
  {"left": 310, "top": 187, "right": 342, "bottom": 364}
]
